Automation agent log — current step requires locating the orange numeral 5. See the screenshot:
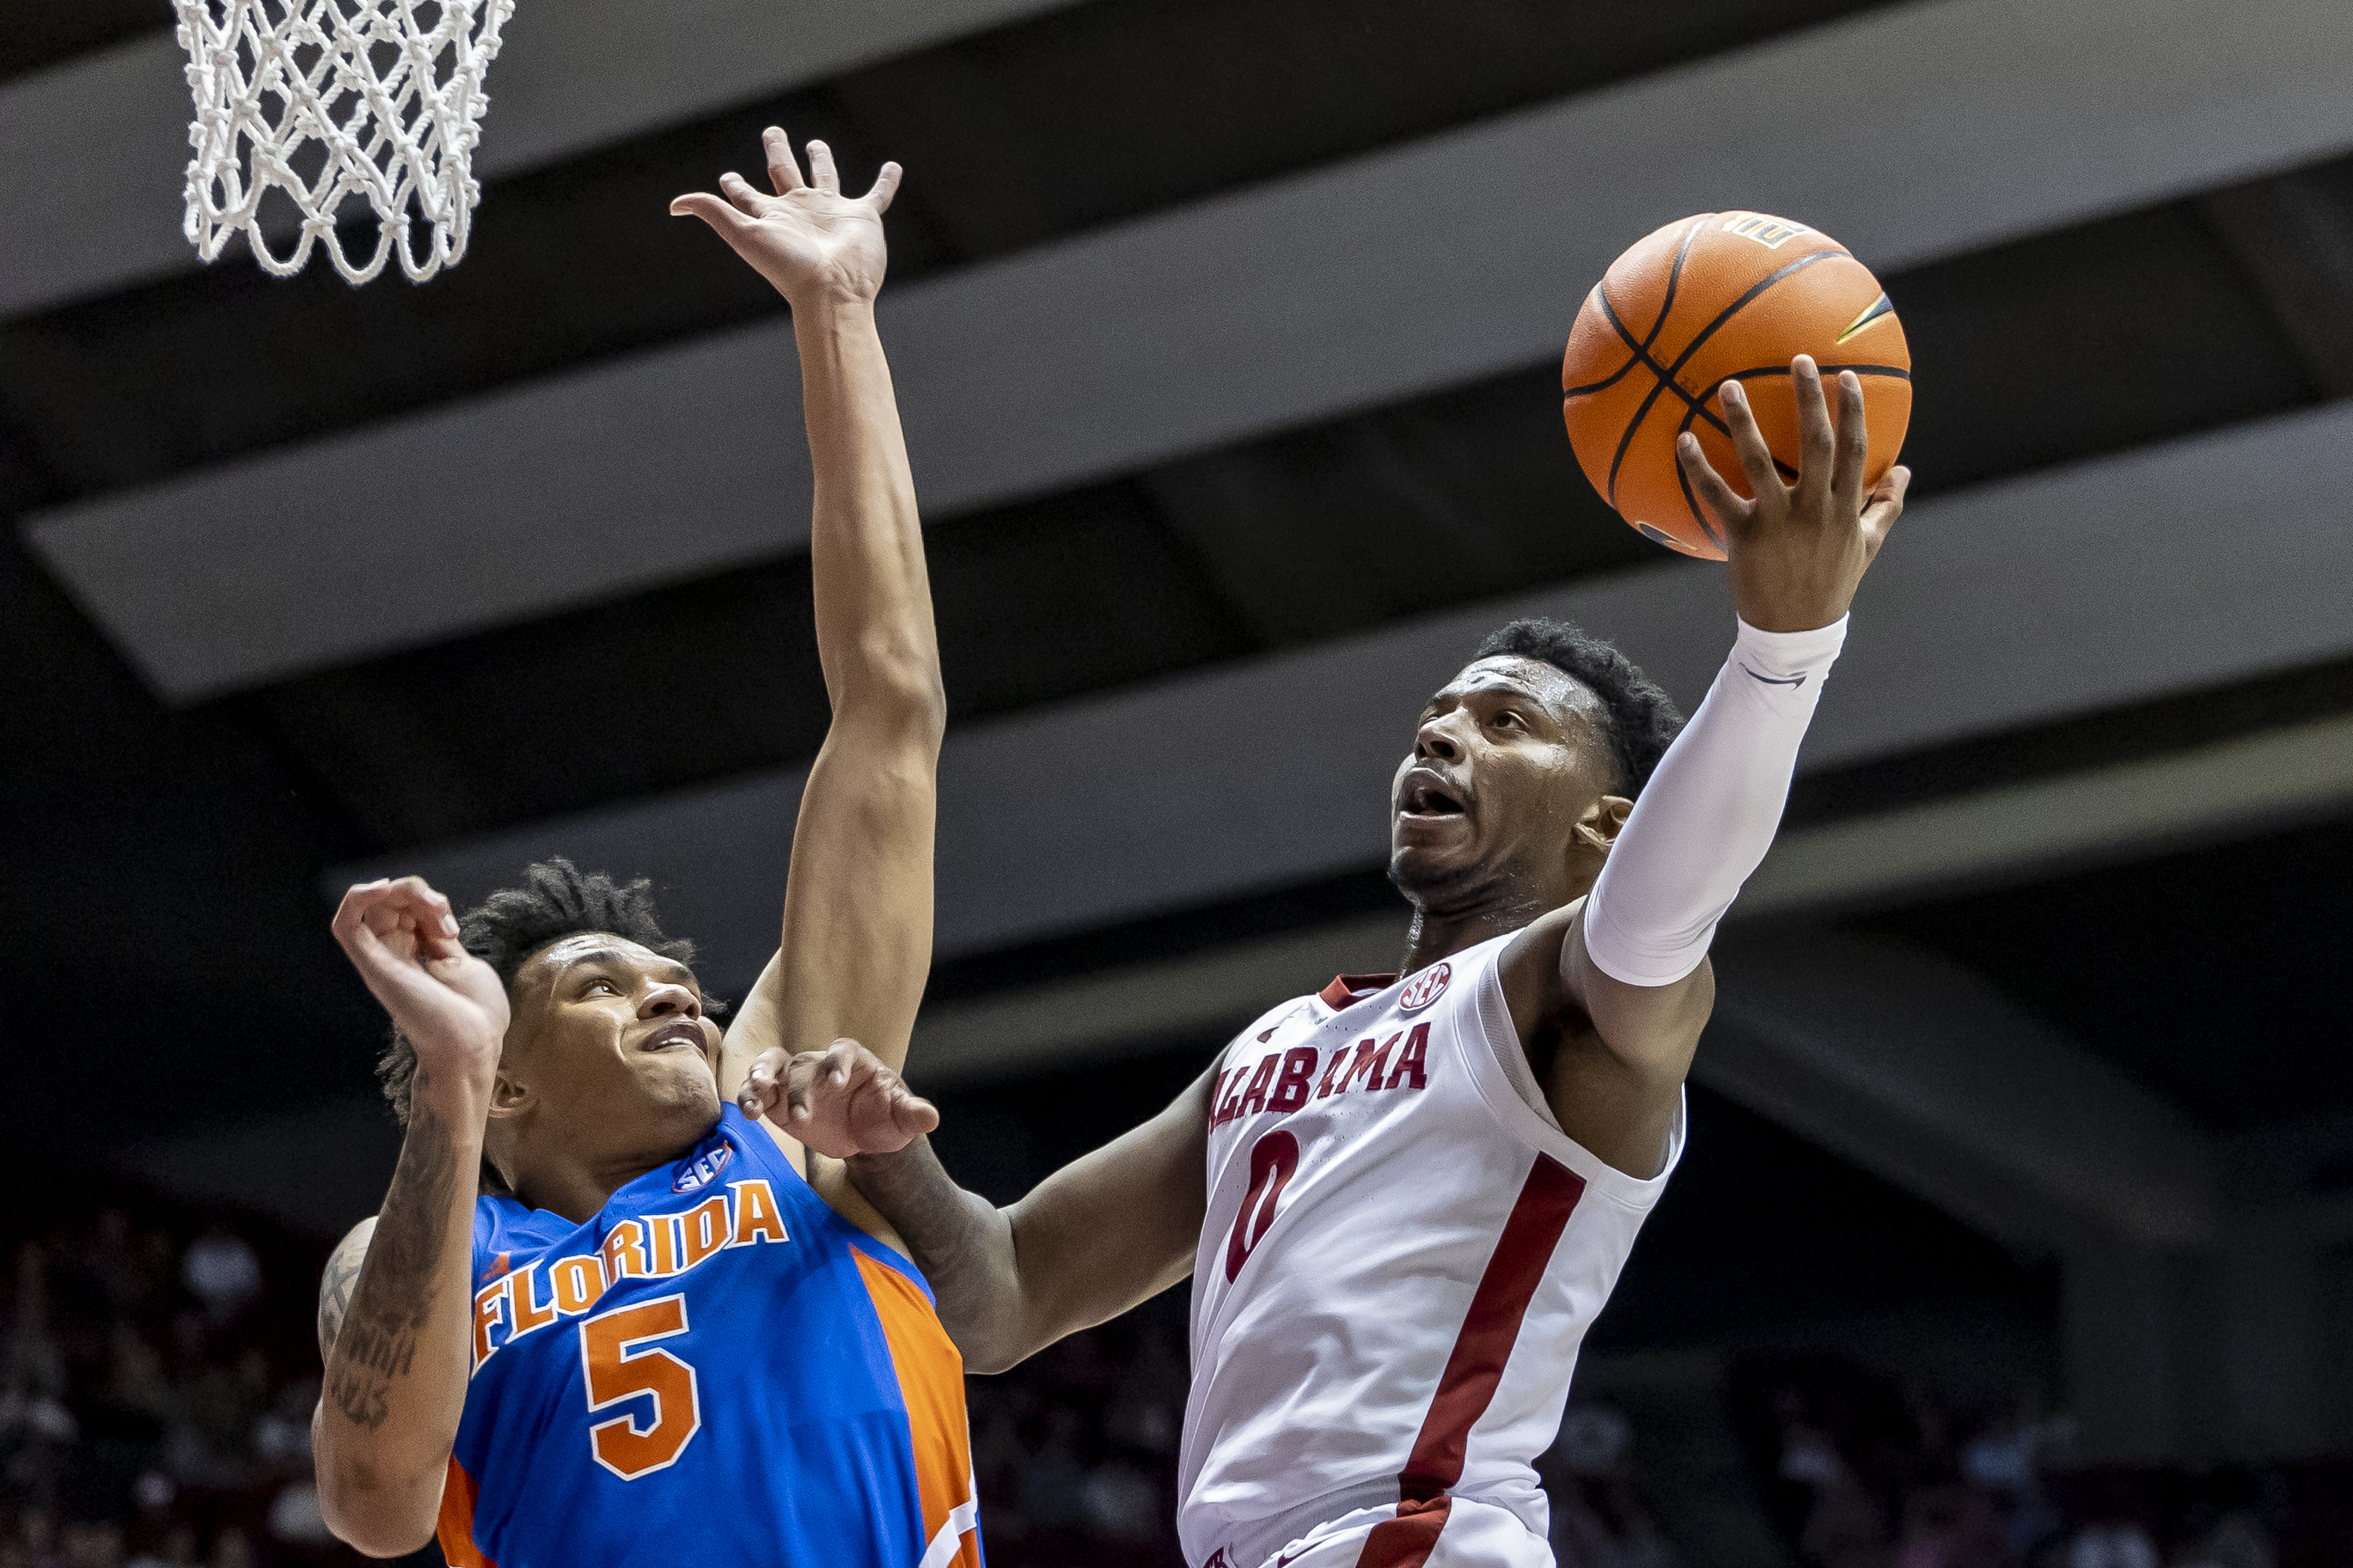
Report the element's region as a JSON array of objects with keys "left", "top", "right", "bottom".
[{"left": 578, "top": 1295, "right": 701, "bottom": 1479}]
